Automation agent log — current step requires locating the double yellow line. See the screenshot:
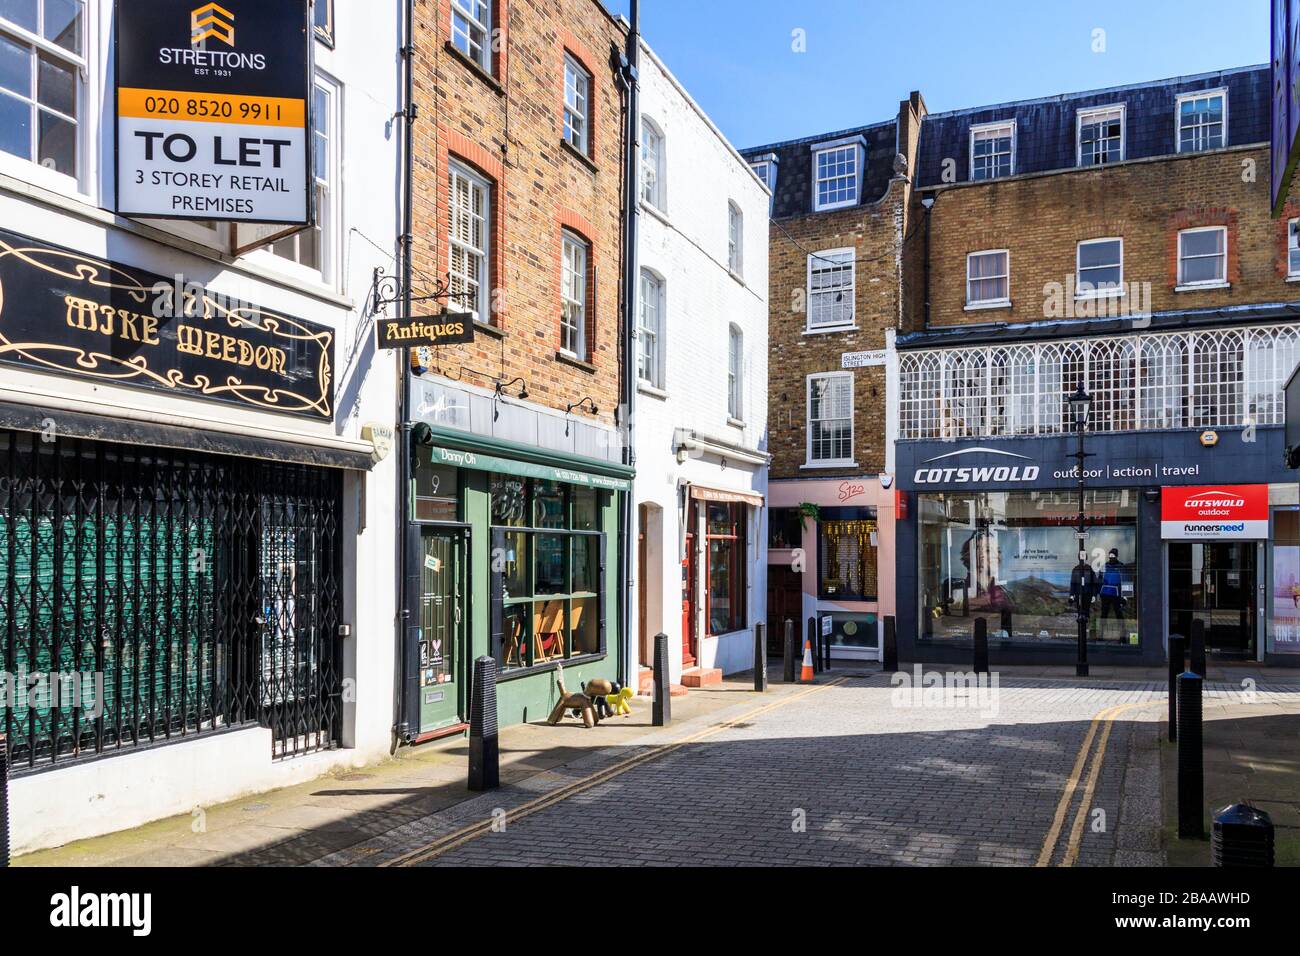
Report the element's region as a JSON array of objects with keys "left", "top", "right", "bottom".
[
  {"left": 1036, "top": 700, "right": 1155, "bottom": 867},
  {"left": 381, "top": 677, "right": 849, "bottom": 867}
]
